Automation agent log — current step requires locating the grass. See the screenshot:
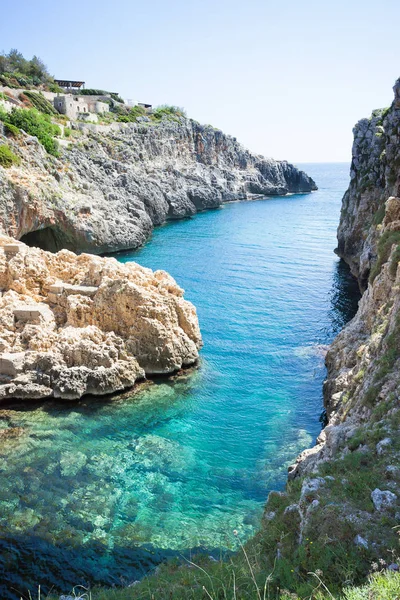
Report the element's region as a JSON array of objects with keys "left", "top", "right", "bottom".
[
  {"left": 0, "top": 144, "right": 21, "bottom": 167},
  {"left": 42, "top": 566, "right": 400, "bottom": 600}
]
